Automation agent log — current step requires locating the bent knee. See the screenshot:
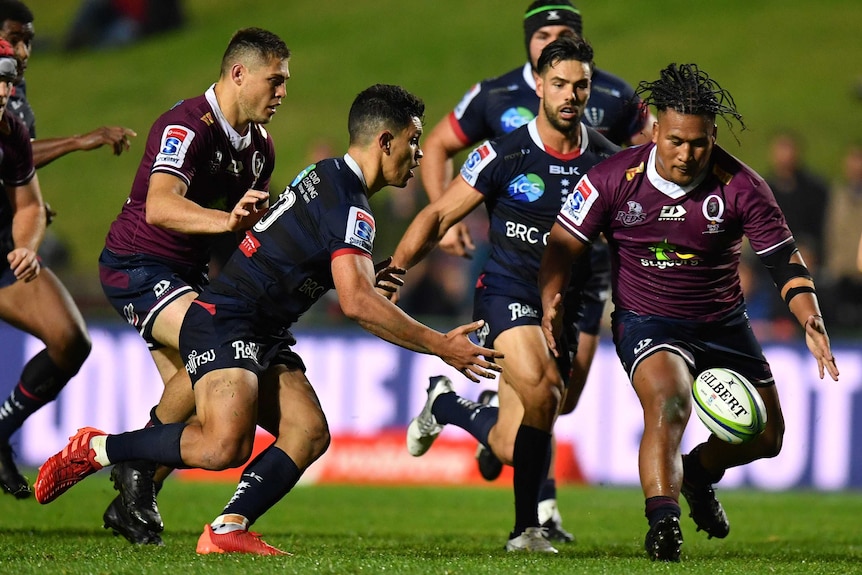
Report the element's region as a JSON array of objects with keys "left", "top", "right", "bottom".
[{"left": 203, "top": 435, "right": 255, "bottom": 470}]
